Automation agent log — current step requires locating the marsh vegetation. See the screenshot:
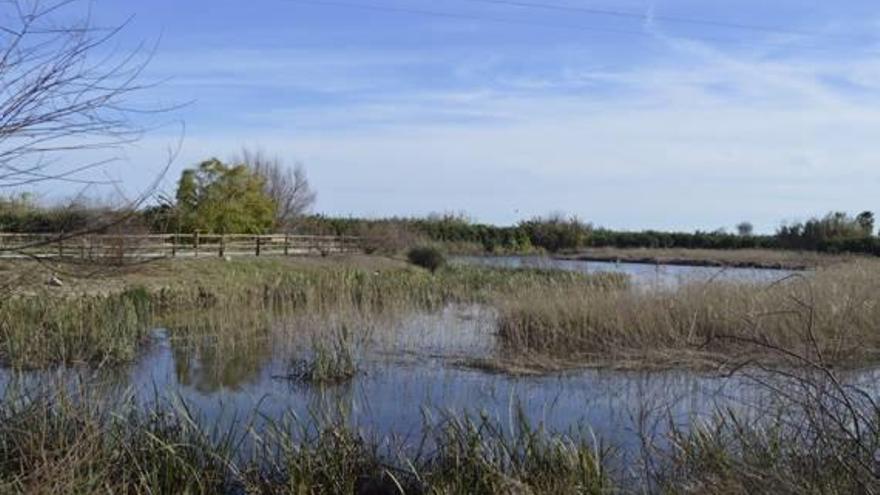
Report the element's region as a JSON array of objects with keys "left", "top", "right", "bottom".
[{"left": 2, "top": 254, "right": 880, "bottom": 493}]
